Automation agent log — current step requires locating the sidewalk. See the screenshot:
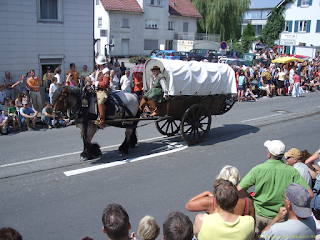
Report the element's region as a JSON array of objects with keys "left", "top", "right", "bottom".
[{"left": 117, "top": 58, "right": 136, "bottom": 69}]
